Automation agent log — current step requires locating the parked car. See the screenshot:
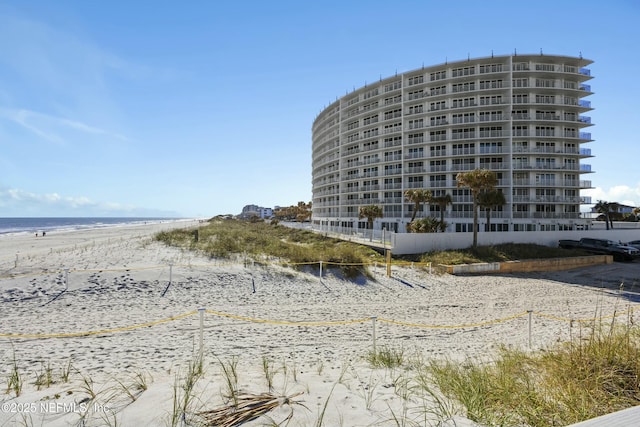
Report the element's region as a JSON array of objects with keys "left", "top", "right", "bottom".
[
  {"left": 626, "top": 240, "right": 640, "bottom": 251},
  {"left": 559, "top": 238, "right": 640, "bottom": 262}
]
